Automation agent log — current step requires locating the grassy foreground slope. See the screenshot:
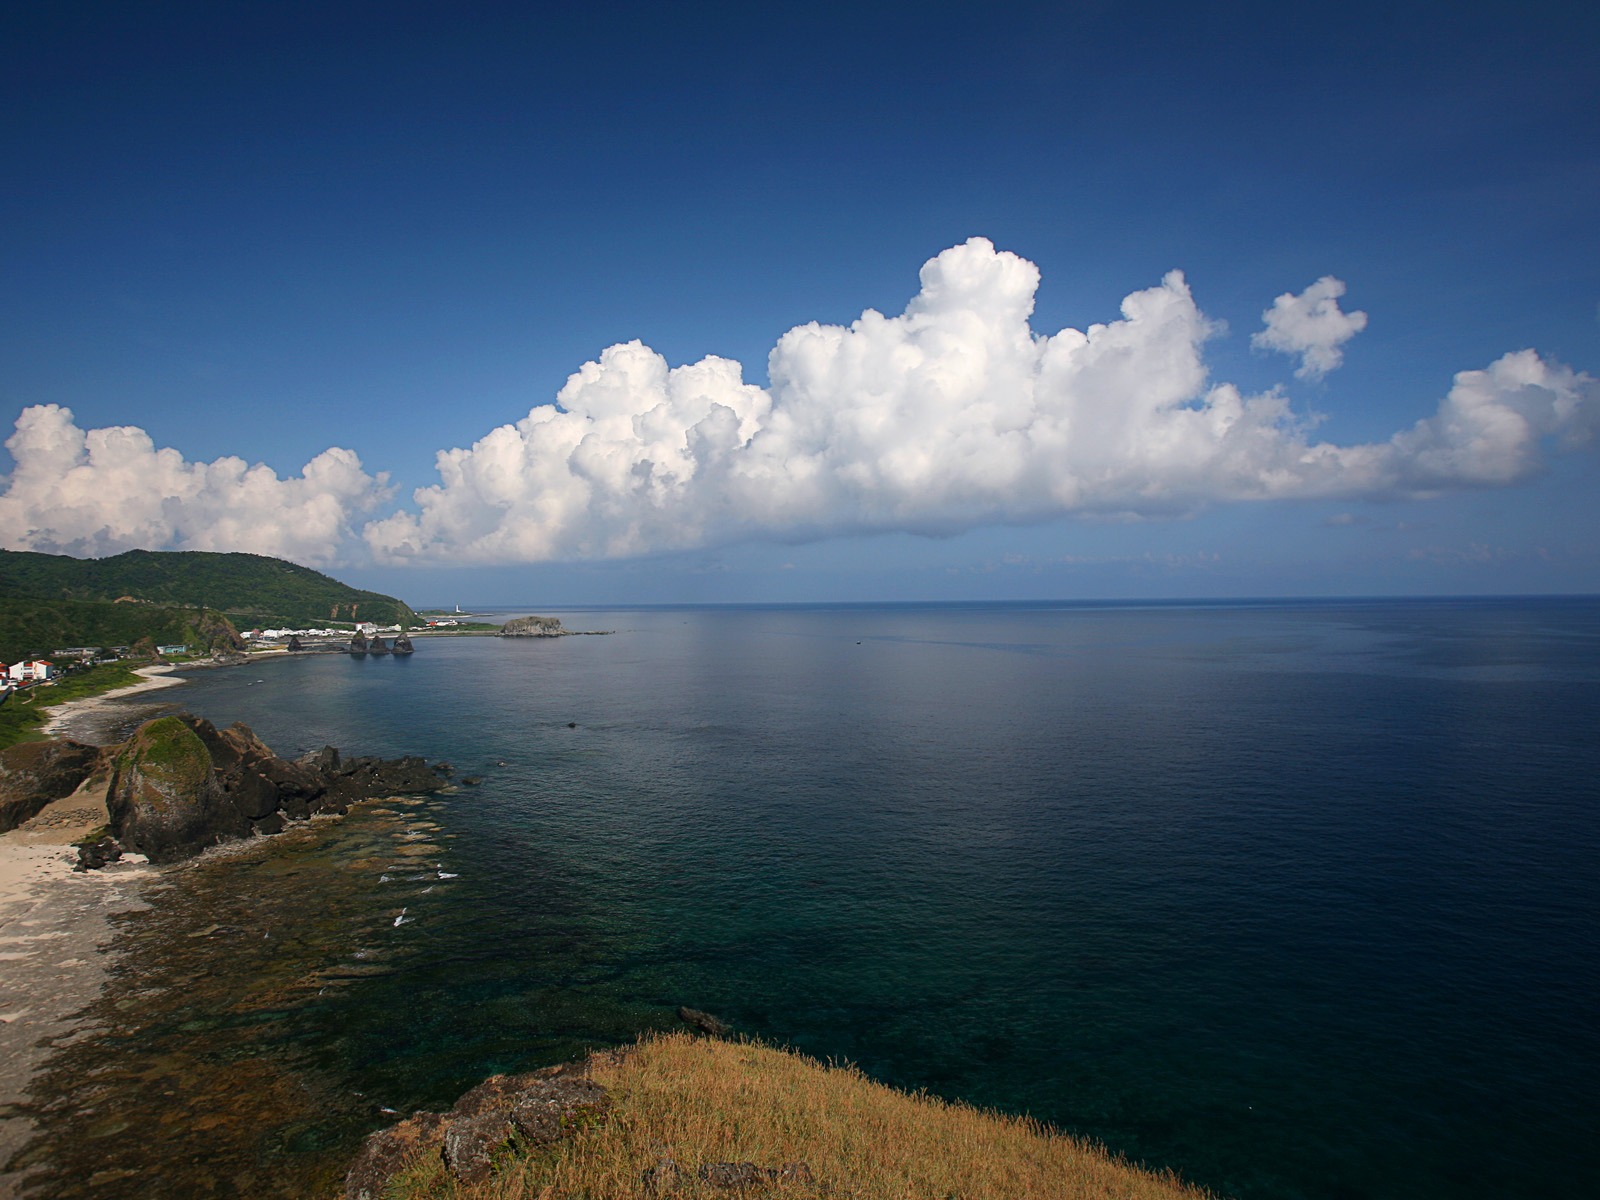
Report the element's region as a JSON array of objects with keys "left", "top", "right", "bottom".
[
  {"left": 388, "top": 1033, "right": 1207, "bottom": 1200},
  {"left": 0, "top": 548, "right": 417, "bottom": 630}
]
